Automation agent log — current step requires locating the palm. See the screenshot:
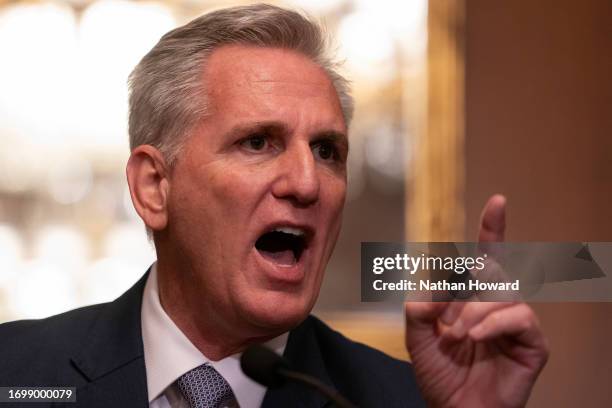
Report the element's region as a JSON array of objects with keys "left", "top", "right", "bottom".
[
  {"left": 405, "top": 195, "right": 548, "bottom": 408},
  {"left": 408, "top": 324, "right": 543, "bottom": 407}
]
